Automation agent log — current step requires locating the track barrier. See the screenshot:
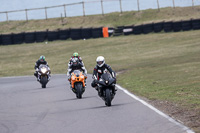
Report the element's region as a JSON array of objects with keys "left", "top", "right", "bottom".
[{"left": 1, "top": 18, "right": 200, "bottom": 45}]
